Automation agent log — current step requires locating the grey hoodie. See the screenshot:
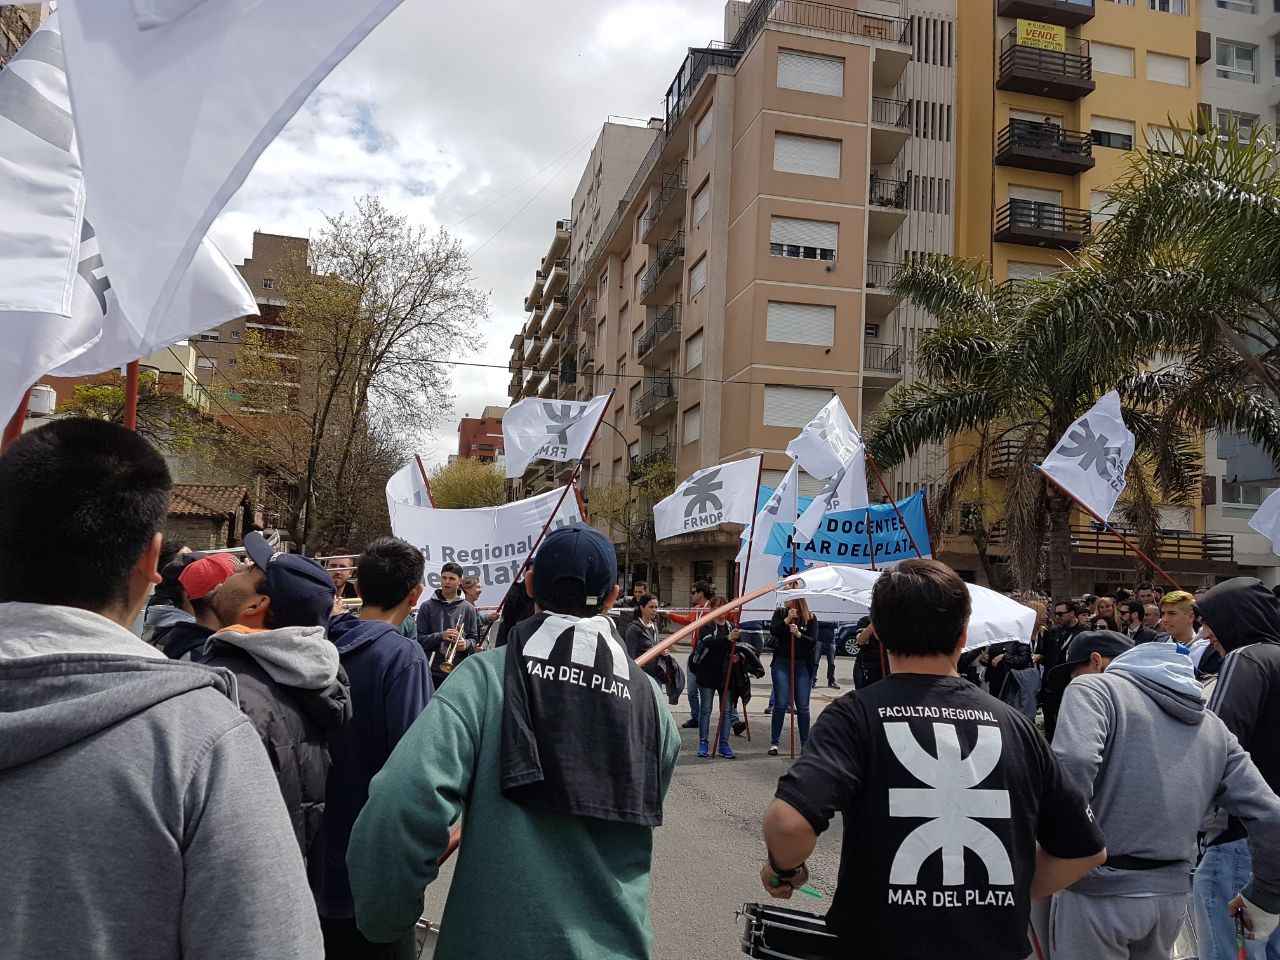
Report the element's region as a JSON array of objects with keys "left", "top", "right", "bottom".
[
  {"left": 0, "top": 602, "right": 323, "bottom": 959},
  {"left": 1053, "top": 642, "right": 1280, "bottom": 909}
]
